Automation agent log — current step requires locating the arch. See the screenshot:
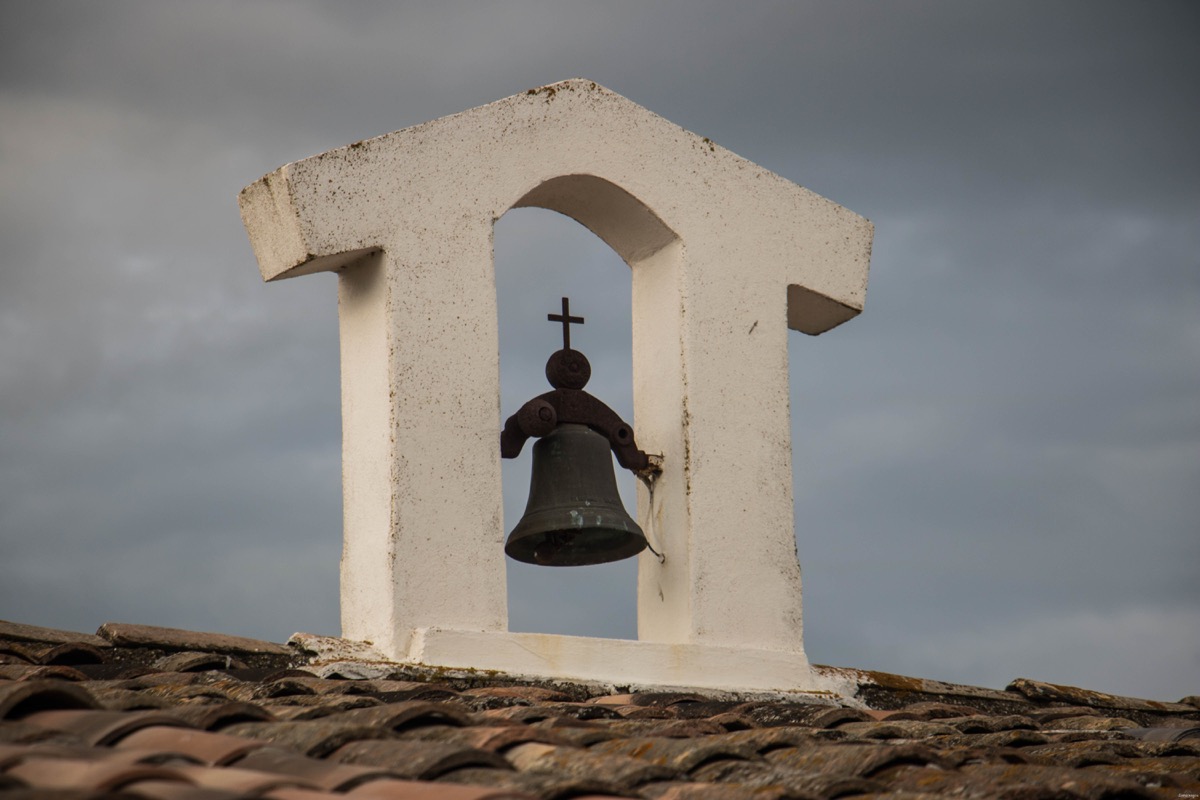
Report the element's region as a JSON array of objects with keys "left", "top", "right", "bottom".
[{"left": 510, "top": 174, "right": 680, "bottom": 265}]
